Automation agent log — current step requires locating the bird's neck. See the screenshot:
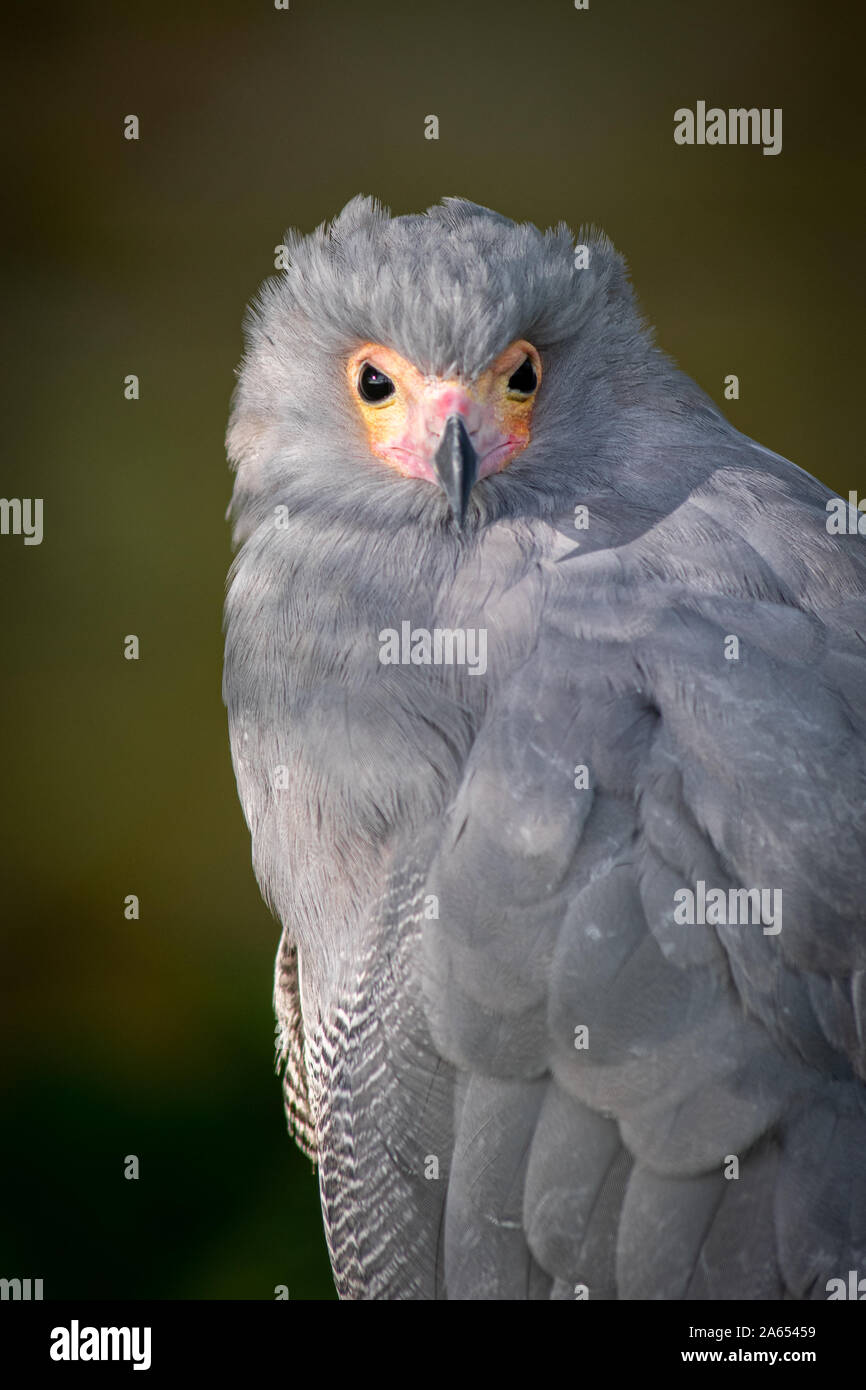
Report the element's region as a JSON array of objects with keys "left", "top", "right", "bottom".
[{"left": 225, "top": 513, "right": 540, "bottom": 1017}]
